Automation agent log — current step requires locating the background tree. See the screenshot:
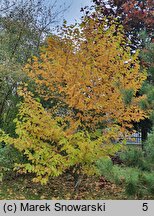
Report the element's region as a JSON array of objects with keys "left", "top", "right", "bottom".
[
  {"left": 91, "top": 0, "right": 154, "bottom": 49},
  {"left": 0, "top": 0, "right": 67, "bottom": 135},
  {"left": 0, "top": 0, "right": 68, "bottom": 180},
  {"left": 139, "top": 33, "right": 154, "bottom": 141}
]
